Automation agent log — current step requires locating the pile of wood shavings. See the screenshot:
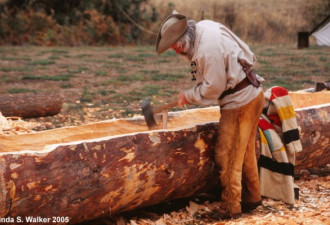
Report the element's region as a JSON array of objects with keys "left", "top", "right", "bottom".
[
  {"left": 0, "top": 112, "right": 39, "bottom": 135},
  {"left": 110, "top": 175, "right": 329, "bottom": 225}
]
